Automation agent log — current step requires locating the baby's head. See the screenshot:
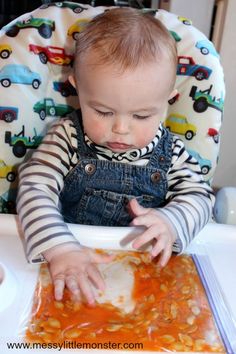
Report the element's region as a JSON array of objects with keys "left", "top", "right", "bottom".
[
  {"left": 73, "top": 7, "right": 177, "bottom": 79},
  {"left": 70, "top": 8, "right": 177, "bottom": 152}
]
